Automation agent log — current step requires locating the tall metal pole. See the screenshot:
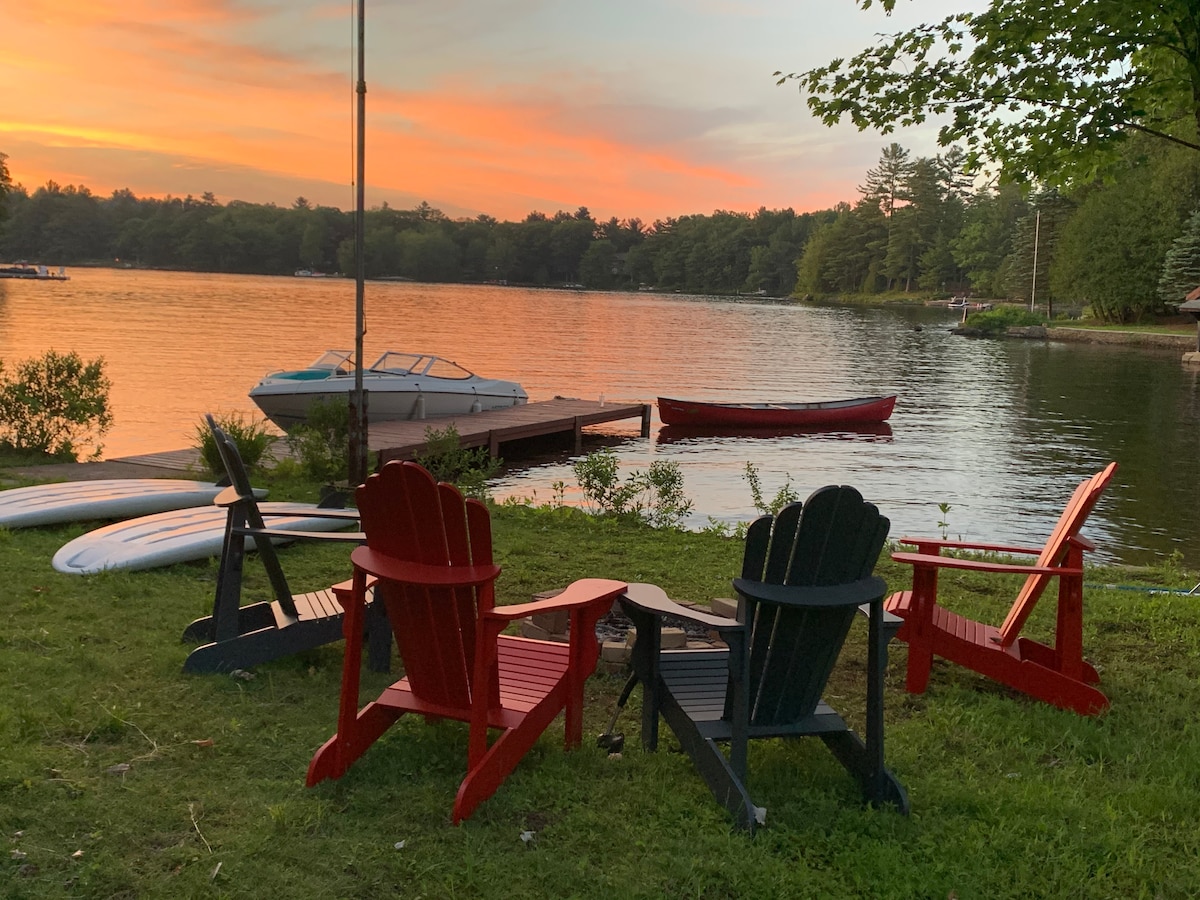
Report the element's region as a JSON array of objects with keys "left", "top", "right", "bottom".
[
  {"left": 1030, "top": 209, "right": 1040, "bottom": 315},
  {"left": 349, "top": 0, "right": 369, "bottom": 484}
]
